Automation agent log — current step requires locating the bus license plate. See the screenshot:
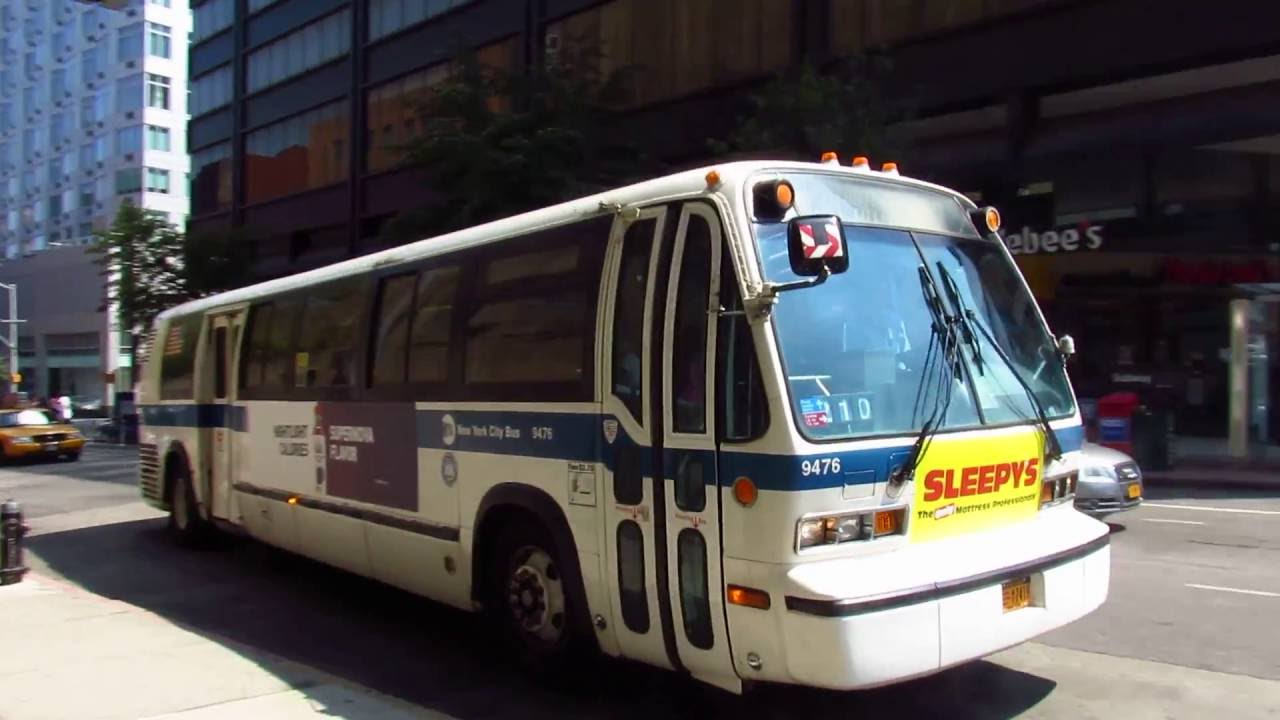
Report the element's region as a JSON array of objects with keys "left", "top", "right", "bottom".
[
  {"left": 1127, "top": 483, "right": 1141, "bottom": 499},
  {"left": 1002, "top": 577, "right": 1032, "bottom": 613}
]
